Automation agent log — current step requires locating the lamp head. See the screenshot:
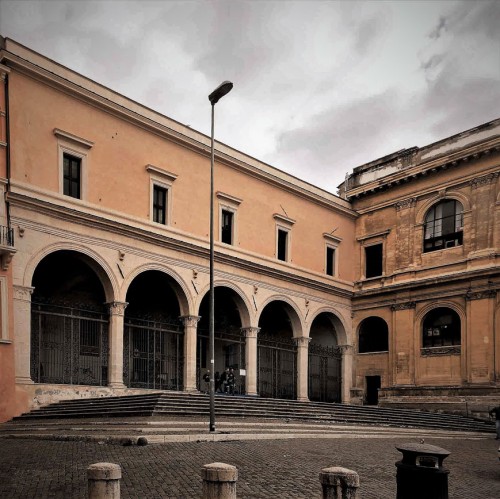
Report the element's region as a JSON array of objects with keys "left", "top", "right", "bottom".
[{"left": 209, "top": 81, "right": 233, "bottom": 105}]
